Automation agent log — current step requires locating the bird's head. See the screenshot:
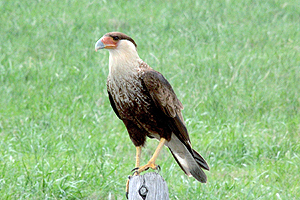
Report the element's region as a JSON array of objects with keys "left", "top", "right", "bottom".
[
  {"left": 95, "top": 32, "right": 141, "bottom": 75},
  {"left": 95, "top": 32, "right": 137, "bottom": 52}
]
